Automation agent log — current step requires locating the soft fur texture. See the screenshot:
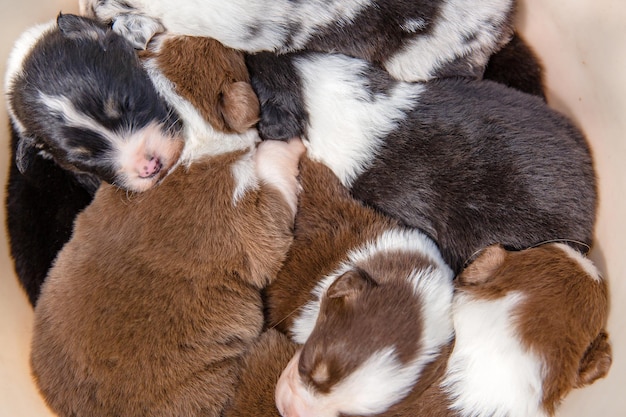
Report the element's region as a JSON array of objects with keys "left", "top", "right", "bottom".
[
  {"left": 262, "top": 157, "right": 455, "bottom": 417},
  {"left": 4, "top": 15, "right": 261, "bottom": 305},
  {"left": 225, "top": 241, "right": 611, "bottom": 417},
  {"left": 30, "top": 136, "right": 303, "bottom": 417},
  {"left": 22, "top": 13, "right": 307, "bottom": 417},
  {"left": 5, "top": 122, "right": 95, "bottom": 305},
  {"left": 246, "top": 51, "right": 597, "bottom": 274},
  {"left": 4, "top": 14, "right": 183, "bottom": 192},
  {"left": 79, "top": 0, "right": 515, "bottom": 83}
]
